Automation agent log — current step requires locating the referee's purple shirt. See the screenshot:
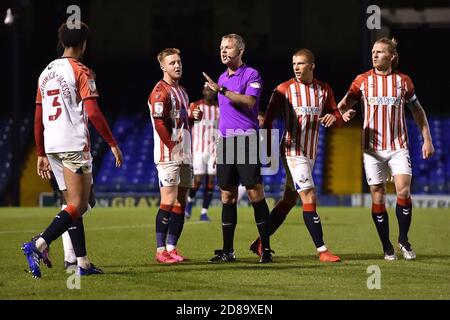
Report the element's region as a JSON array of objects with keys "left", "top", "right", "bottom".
[{"left": 217, "top": 64, "right": 263, "bottom": 137}]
